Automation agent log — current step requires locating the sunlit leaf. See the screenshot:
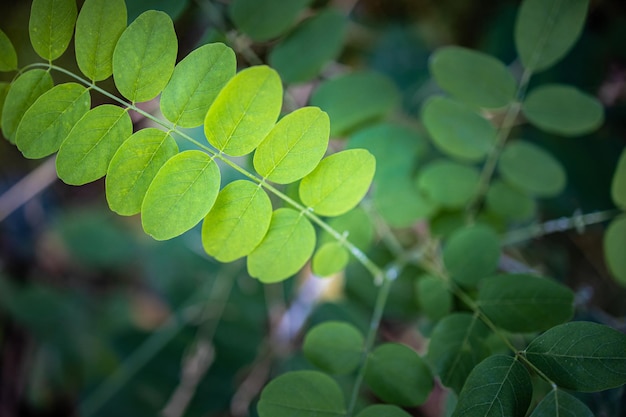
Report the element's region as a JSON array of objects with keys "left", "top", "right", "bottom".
[
  {"left": 0, "top": 29, "right": 17, "bottom": 71},
  {"left": 430, "top": 46, "right": 517, "bottom": 108},
  {"left": 16, "top": 83, "right": 90, "bottom": 159},
  {"left": 303, "top": 321, "right": 363, "bottom": 374},
  {"left": 257, "top": 370, "right": 345, "bottom": 417},
  {"left": 318, "top": 207, "right": 374, "bottom": 252},
  {"left": 525, "top": 321, "right": 626, "bottom": 392},
  {"left": 161, "top": 43, "right": 236, "bottom": 128},
  {"left": 202, "top": 180, "right": 272, "bottom": 262},
  {"left": 478, "top": 274, "right": 574, "bottom": 333},
  {"left": 312, "top": 242, "right": 349, "bottom": 277},
  {"left": 443, "top": 224, "right": 500, "bottom": 287},
  {"left": 106, "top": 128, "right": 178, "bottom": 215},
  {"left": 112, "top": 10, "right": 177, "bottom": 102},
  {"left": 247, "top": 208, "right": 316, "bottom": 283},
  {"left": 300, "top": 149, "right": 375, "bottom": 217},
  {"left": 230, "top": 0, "right": 314, "bottom": 41},
  {"left": 529, "top": 389, "right": 594, "bottom": 417},
  {"left": 29, "top": 0, "right": 77, "bottom": 61},
  {"left": 427, "top": 313, "right": 491, "bottom": 394},
  {"left": 75, "top": 0, "right": 127, "bottom": 81},
  {"left": 611, "top": 148, "right": 626, "bottom": 209},
  {"left": 254, "top": 107, "right": 329, "bottom": 184},
  {"left": 374, "top": 177, "right": 437, "bottom": 227},
  {"left": 142, "top": 150, "right": 220, "bottom": 240},
  {"left": 417, "top": 274, "right": 452, "bottom": 321},
  {"left": 416, "top": 160, "right": 480, "bottom": 209},
  {"left": 56, "top": 105, "right": 132, "bottom": 185},
  {"left": 486, "top": 180, "right": 536, "bottom": 220},
  {"left": 364, "top": 343, "right": 433, "bottom": 406},
  {"left": 604, "top": 215, "right": 626, "bottom": 286},
  {"left": 422, "top": 96, "right": 496, "bottom": 161},
  {"left": 515, "top": 0, "right": 590, "bottom": 72},
  {"left": 453, "top": 355, "right": 532, "bottom": 417},
  {"left": 498, "top": 140, "right": 566, "bottom": 197},
  {"left": 2, "top": 69, "right": 53, "bottom": 143},
  {"left": 205, "top": 65, "right": 282, "bottom": 156},
  {"left": 355, "top": 405, "right": 412, "bottom": 417}
]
